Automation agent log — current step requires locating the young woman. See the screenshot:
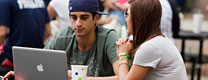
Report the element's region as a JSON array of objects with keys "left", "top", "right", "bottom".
[{"left": 116, "top": 0, "right": 188, "bottom": 80}]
